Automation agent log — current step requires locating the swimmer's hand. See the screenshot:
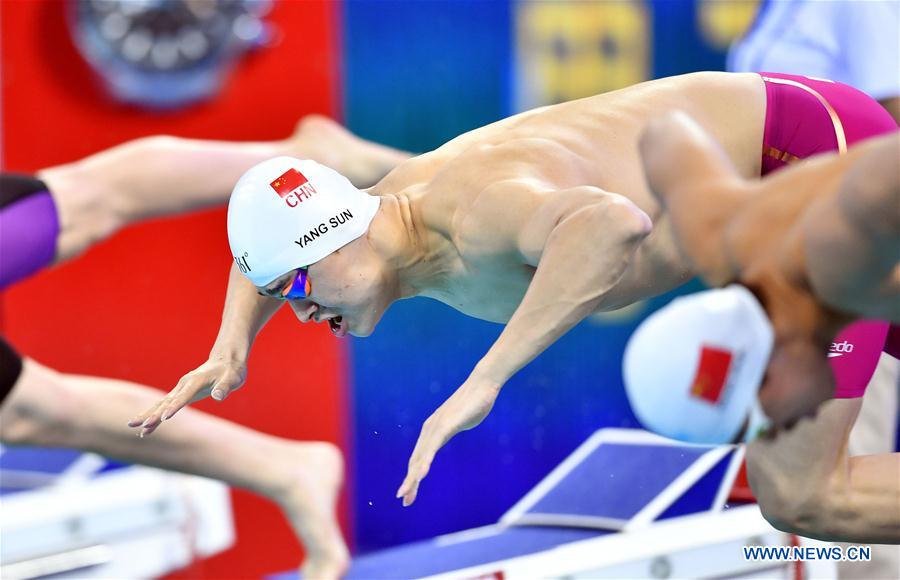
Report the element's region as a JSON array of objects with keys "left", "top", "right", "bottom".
[
  {"left": 397, "top": 377, "right": 501, "bottom": 507},
  {"left": 128, "top": 358, "right": 247, "bottom": 436}
]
